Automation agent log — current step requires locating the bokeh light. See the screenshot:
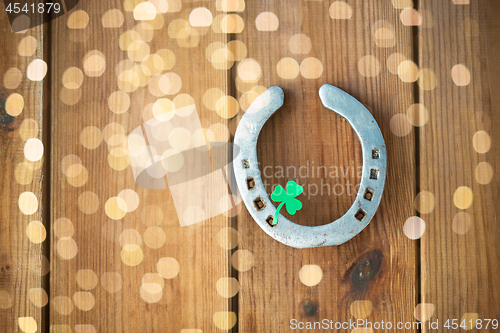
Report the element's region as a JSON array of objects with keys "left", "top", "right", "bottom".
[
  {"left": 62, "top": 67, "right": 84, "bottom": 89},
  {"left": 28, "top": 288, "right": 48, "bottom": 308},
  {"left": 461, "top": 313, "right": 479, "bottom": 330},
  {"left": 189, "top": 7, "right": 213, "bottom": 27},
  {"left": 472, "top": 130, "right": 491, "bottom": 153},
  {"left": 18, "top": 36, "right": 37, "bottom": 56},
  {"left": 78, "top": 191, "right": 99, "bottom": 214},
  {"left": 392, "top": 0, "right": 413, "bottom": 9},
  {"left": 390, "top": 114, "right": 412, "bottom": 137},
  {"left": 413, "top": 190, "right": 435, "bottom": 214},
  {"left": 288, "top": 34, "right": 312, "bottom": 54},
  {"left": 216, "top": 277, "right": 239, "bottom": 298},
  {"left": 102, "top": 9, "right": 124, "bottom": 28},
  {"left": 475, "top": 162, "right": 494, "bottom": 184},
  {"left": 143, "top": 226, "right": 166, "bottom": 249},
  {"left": 387, "top": 53, "right": 407, "bottom": 74},
  {"left": 400, "top": 8, "right": 422, "bottom": 26},
  {"left": 403, "top": 216, "right": 425, "bottom": 239},
  {"left": 52, "top": 296, "right": 74, "bottom": 315},
  {"left": 452, "top": 212, "right": 472, "bottom": 235},
  {"left": 83, "top": 50, "right": 106, "bottom": 77},
  {"left": 299, "top": 264, "right": 323, "bottom": 286},
  {"left": 255, "top": 12, "right": 279, "bottom": 31},
  {"left": 0, "top": 291, "right": 13, "bottom": 309},
  {"left": 27, "top": 59, "right": 47, "bottom": 81},
  {"left": 216, "top": 227, "right": 240, "bottom": 250},
  {"left": 18, "top": 191, "right": 38, "bottom": 215},
  {"left": 54, "top": 218, "right": 74, "bottom": 238},
  {"left": 213, "top": 311, "right": 237, "bottom": 330},
  {"left": 276, "top": 57, "right": 300, "bottom": 79},
  {"left": 231, "top": 249, "right": 253, "bottom": 272},
  {"left": 157, "top": 257, "right": 180, "bottom": 278},
  {"left": 120, "top": 244, "right": 144, "bottom": 266},
  {"left": 329, "top": 1, "right": 353, "bottom": 19},
  {"left": 26, "top": 221, "right": 46, "bottom": 244},
  {"left": 398, "top": 60, "right": 419, "bottom": 82},
  {"left": 101, "top": 272, "right": 123, "bottom": 293},
  {"left": 300, "top": 57, "right": 323, "bottom": 79},
  {"left": 350, "top": 300, "right": 373, "bottom": 319},
  {"left": 3, "top": 67, "right": 22, "bottom": 89},
  {"left": 56, "top": 237, "right": 78, "bottom": 260},
  {"left": 17, "top": 317, "right": 37, "bottom": 333},
  {"left": 453, "top": 186, "right": 473, "bottom": 209},
  {"left": 451, "top": 64, "right": 471, "bottom": 86},
  {"left": 76, "top": 269, "right": 98, "bottom": 290},
  {"left": 67, "top": 10, "right": 89, "bottom": 29},
  {"left": 358, "top": 55, "right": 381, "bottom": 77},
  {"left": 414, "top": 303, "right": 435, "bottom": 322},
  {"left": 406, "top": 103, "right": 429, "bottom": 126},
  {"left": 72, "top": 292, "right": 95, "bottom": 311},
  {"left": 5, "top": 93, "right": 24, "bottom": 116},
  {"left": 133, "top": 1, "right": 157, "bottom": 20},
  {"left": 417, "top": 68, "right": 437, "bottom": 90}
]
